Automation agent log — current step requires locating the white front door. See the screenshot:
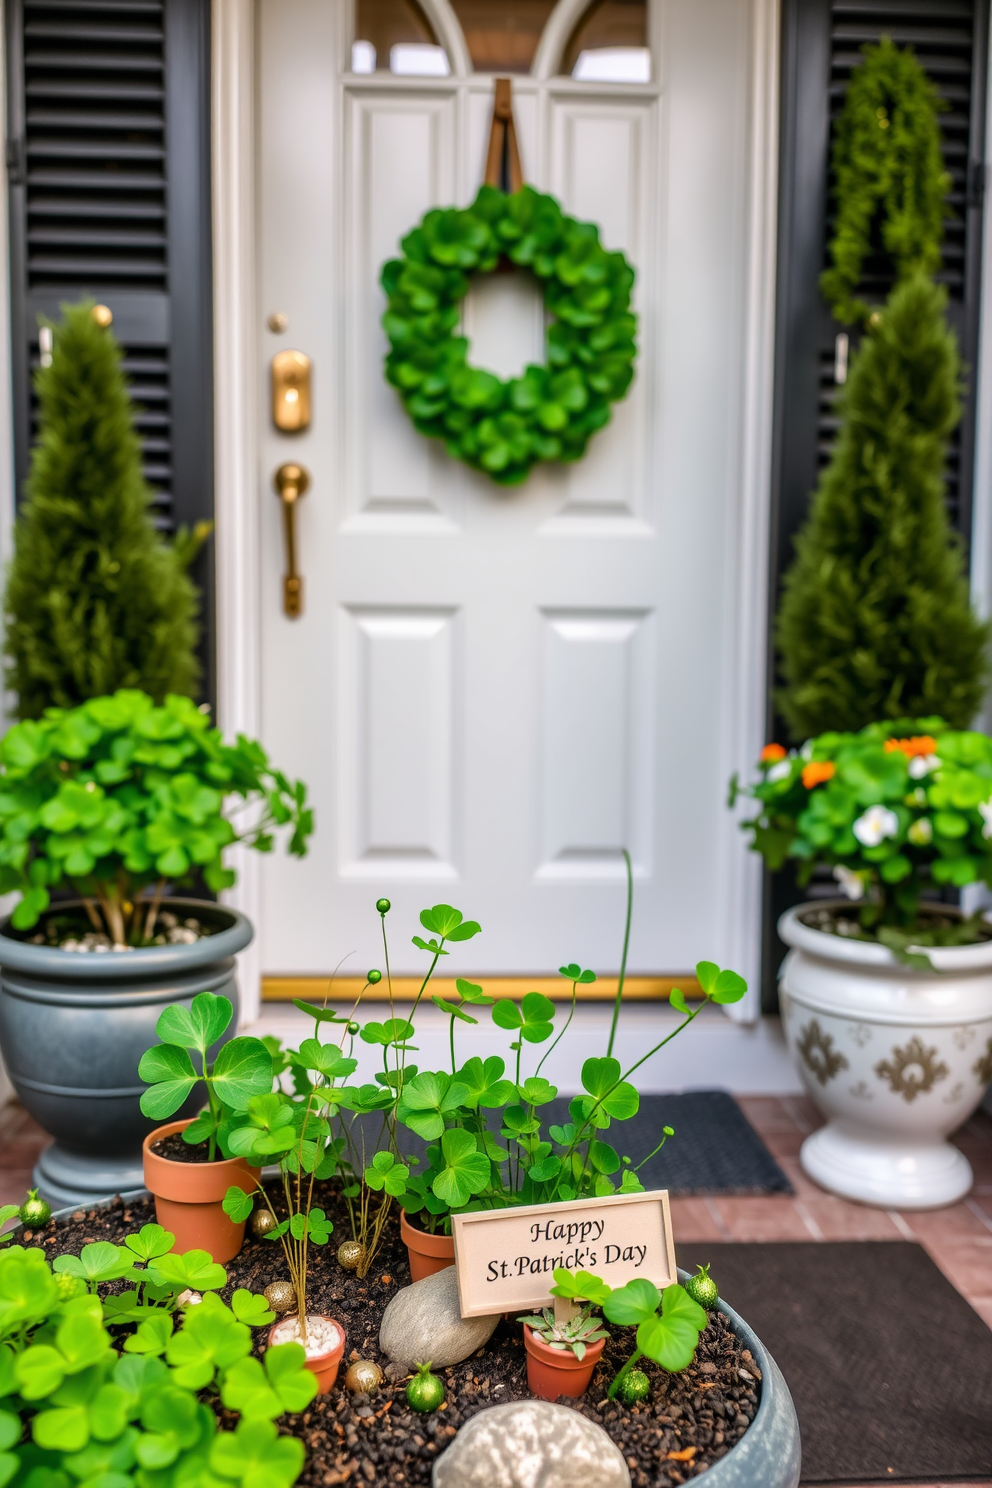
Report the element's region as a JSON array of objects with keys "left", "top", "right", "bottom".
[{"left": 251, "top": 0, "right": 772, "bottom": 993}]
